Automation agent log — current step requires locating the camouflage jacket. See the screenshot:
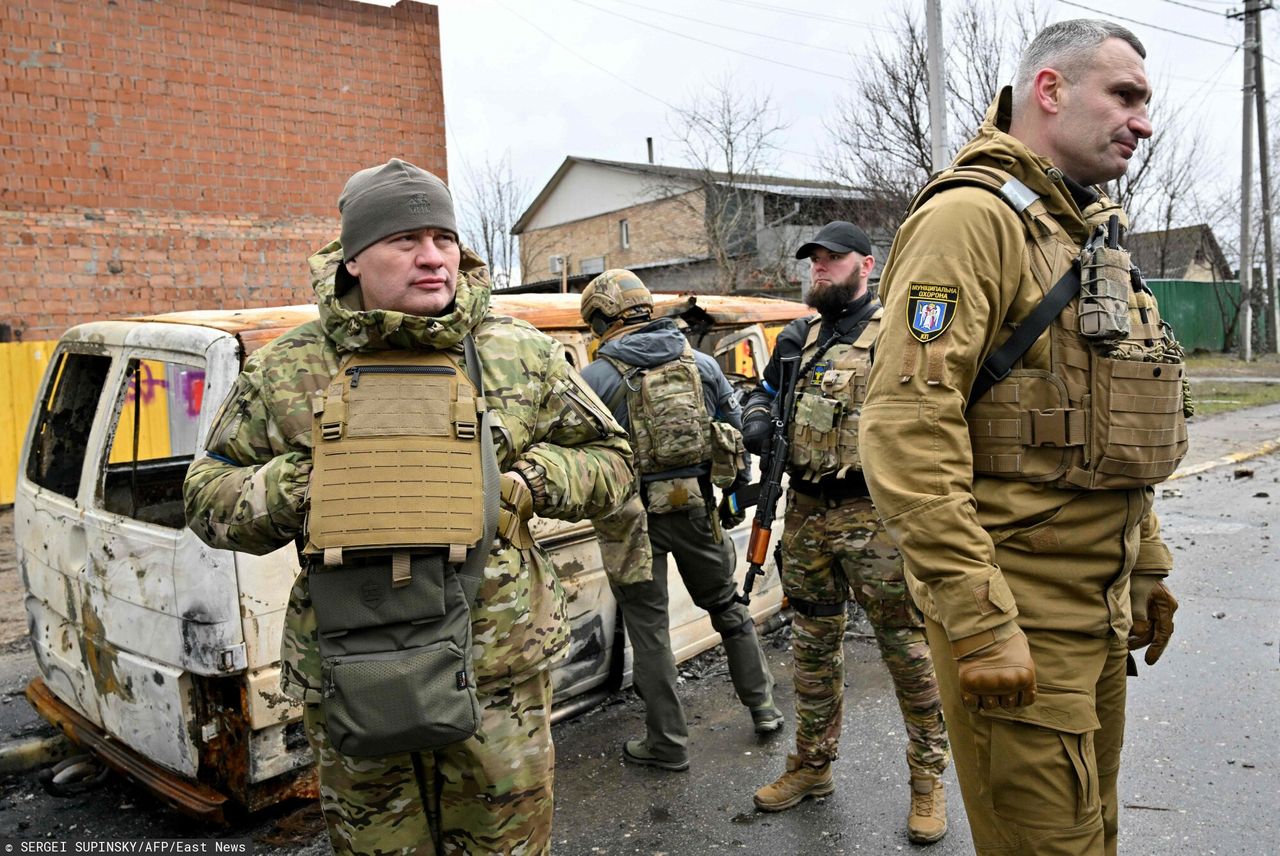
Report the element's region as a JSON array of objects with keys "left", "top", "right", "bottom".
[{"left": 183, "top": 241, "right": 634, "bottom": 702}]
